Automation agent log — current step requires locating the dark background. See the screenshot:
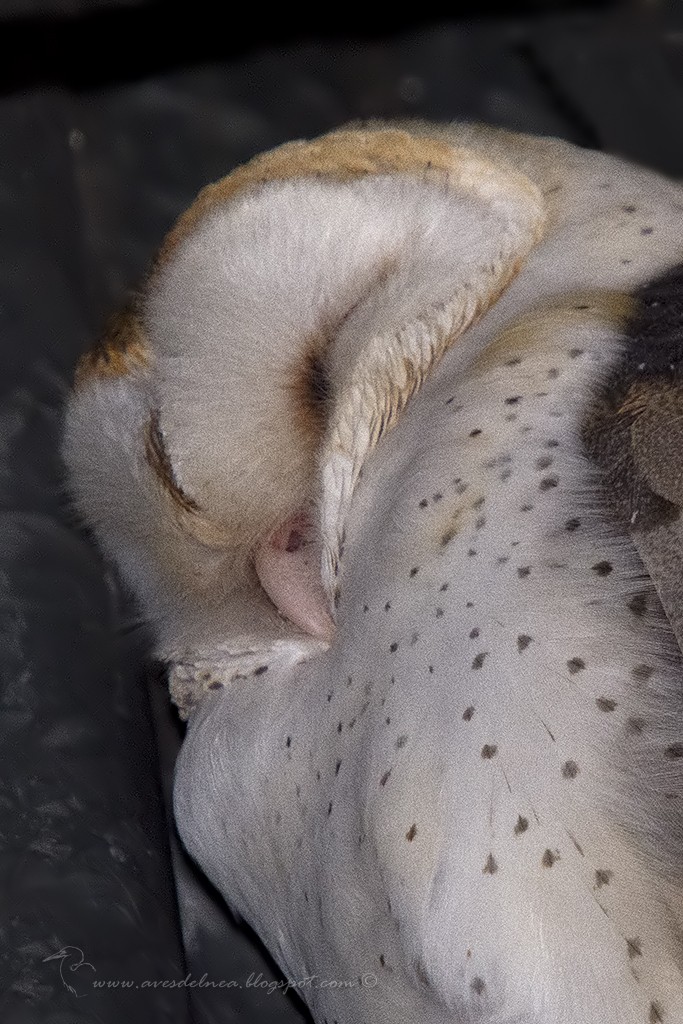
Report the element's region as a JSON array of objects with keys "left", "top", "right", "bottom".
[{"left": 1, "top": 2, "right": 682, "bottom": 1022}]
